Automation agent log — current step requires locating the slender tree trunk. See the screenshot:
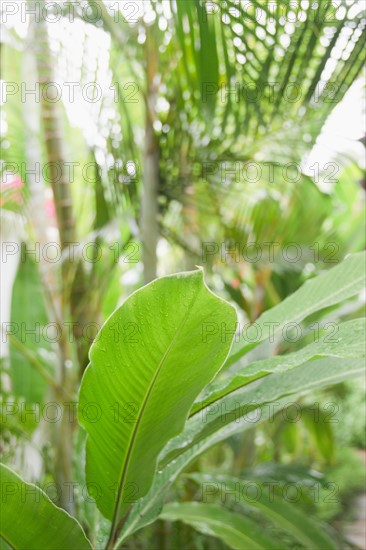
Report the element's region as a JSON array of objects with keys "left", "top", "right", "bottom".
[
  {"left": 141, "top": 27, "right": 160, "bottom": 283},
  {"left": 32, "top": 1, "right": 79, "bottom": 513},
  {"left": 33, "top": 1, "right": 90, "bottom": 372},
  {"left": 23, "top": 27, "right": 59, "bottom": 310},
  {"left": 19, "top": 12, "right": 62, "bottom": 483}
]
